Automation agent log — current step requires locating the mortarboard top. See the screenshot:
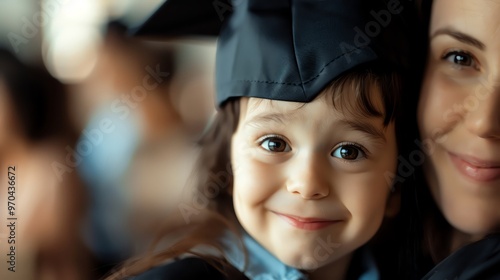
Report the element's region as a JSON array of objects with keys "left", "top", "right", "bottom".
[{"left": 135, "top": 0, "right": 414, "bottom": 107}]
